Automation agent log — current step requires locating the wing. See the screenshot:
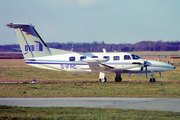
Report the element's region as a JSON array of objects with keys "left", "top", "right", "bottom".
[
  {"left": 87, "top": 62, "right": 114, "bottom": 73},
  {"left": 82, "top": 58, "right": 147, "bottom": 74},
  {"left": 81, "top": 58, "right": 114, "bottom": 73}
]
